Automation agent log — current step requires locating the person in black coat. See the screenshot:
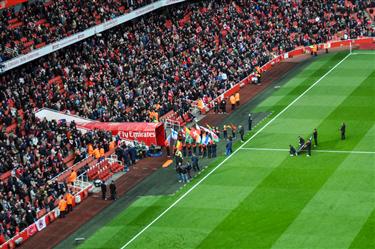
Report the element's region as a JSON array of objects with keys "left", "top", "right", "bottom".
[
  {"left": 207, "top": 143, "right": 212, "bottom": 158},
  {"left": 109, "top": 181, "right": 117, "bottom": 200},
  {"left": 220, "top": 99, "right": 227, "bottom": 113},
  {"left": 212, "top": 142, "right": 217, "bottom": 158},
  {"left": 298, "top": 136, "right": 305, "bottom": 150},
  {"left": 306, "top": 139, "right": 312, "bottom": 157},
  {"left": 340, "top": 122, "right": 346, "bottom": 140},
  {"left": 101, "top": 181, "right": 107, "bottom": 200},
  {"left": 248, "top": 113, "right": 252, "bottom": 131},
  {"left": 313, "top": 128, "right": 318, "bottom": 146},
  {"left": 289, "top": 145, "right": 297, "bottom": 156},
  {"left": 238, "top": 125, "right": 245, "bottom": 142}
]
